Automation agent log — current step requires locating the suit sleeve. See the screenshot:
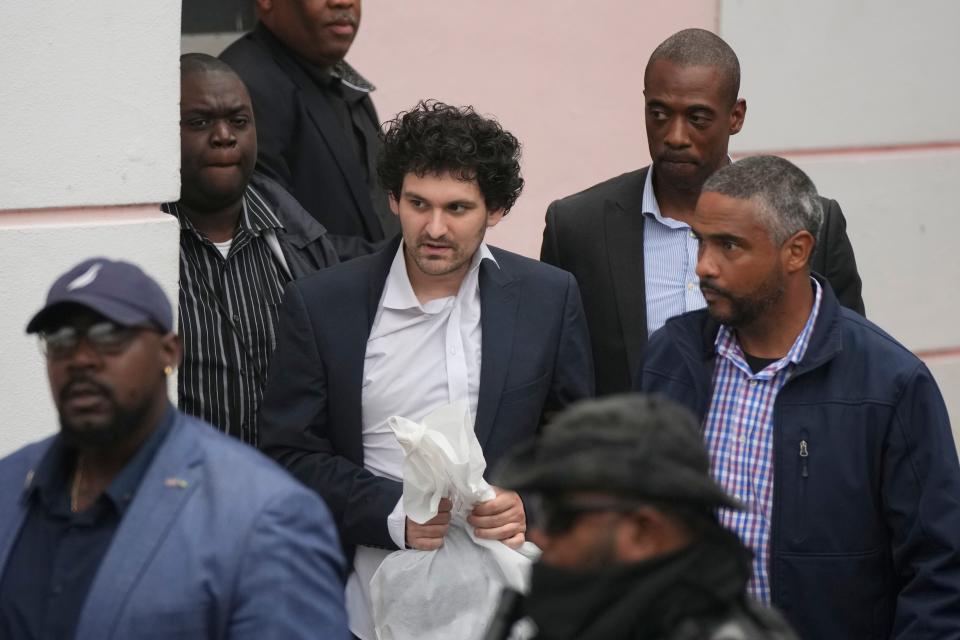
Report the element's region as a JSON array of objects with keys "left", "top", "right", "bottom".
[
  {"left": 540, "top": 201, "right": 562, "bottom": 266},
  {"left": 543, "top": 272, "right": 595, "bottom": 419},
  {"left": 821, "top": 199, "right": 865, "bottom": 316},
  {"left": 884, "top": 363, "right": 960, "bottom": 637},
  {"left": 228, "top": 489, "right": 351, "bottom": 640},
  {"left": 259, "top": 282, "right": 403, "bottom": 550}
]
